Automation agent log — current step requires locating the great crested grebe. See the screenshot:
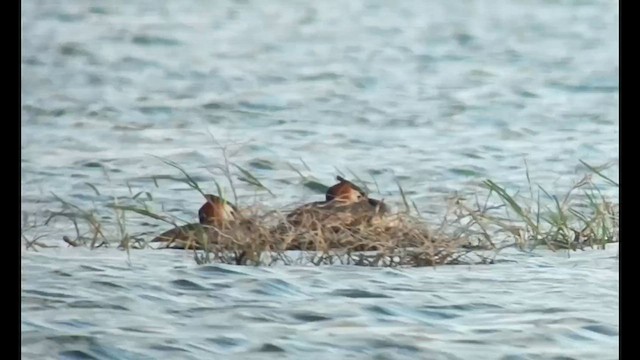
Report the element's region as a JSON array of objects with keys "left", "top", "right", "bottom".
[
  {"left": 283, "top": 176, "right": 388, "bottom": 230},
  {"left": 150, "top": 194, "right": 244, "bottom": 249}
]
